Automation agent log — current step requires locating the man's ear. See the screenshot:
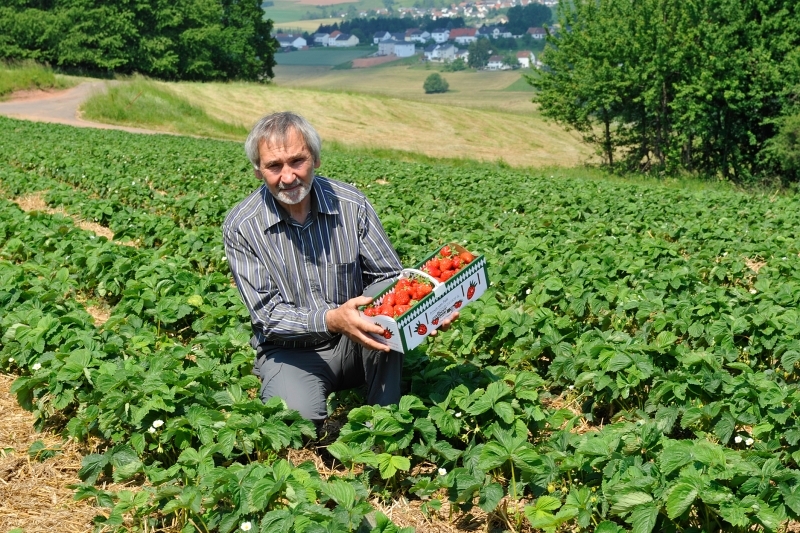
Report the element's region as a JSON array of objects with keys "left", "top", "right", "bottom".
[
  {"left": 314, "top": 159, "right": 321, "bottom": 169},
  {"left": 254, "top": 169, "right": 263, "bottom": 180}
]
